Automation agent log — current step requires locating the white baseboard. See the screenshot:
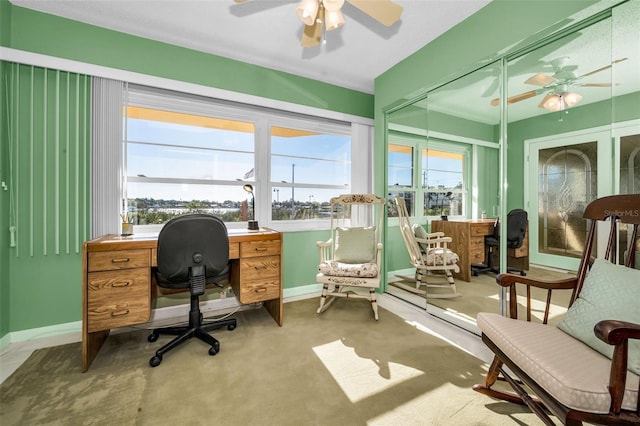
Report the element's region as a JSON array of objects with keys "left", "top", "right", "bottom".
[{"left": 0, "top": 283, "right": 322, "bottom": 352}]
